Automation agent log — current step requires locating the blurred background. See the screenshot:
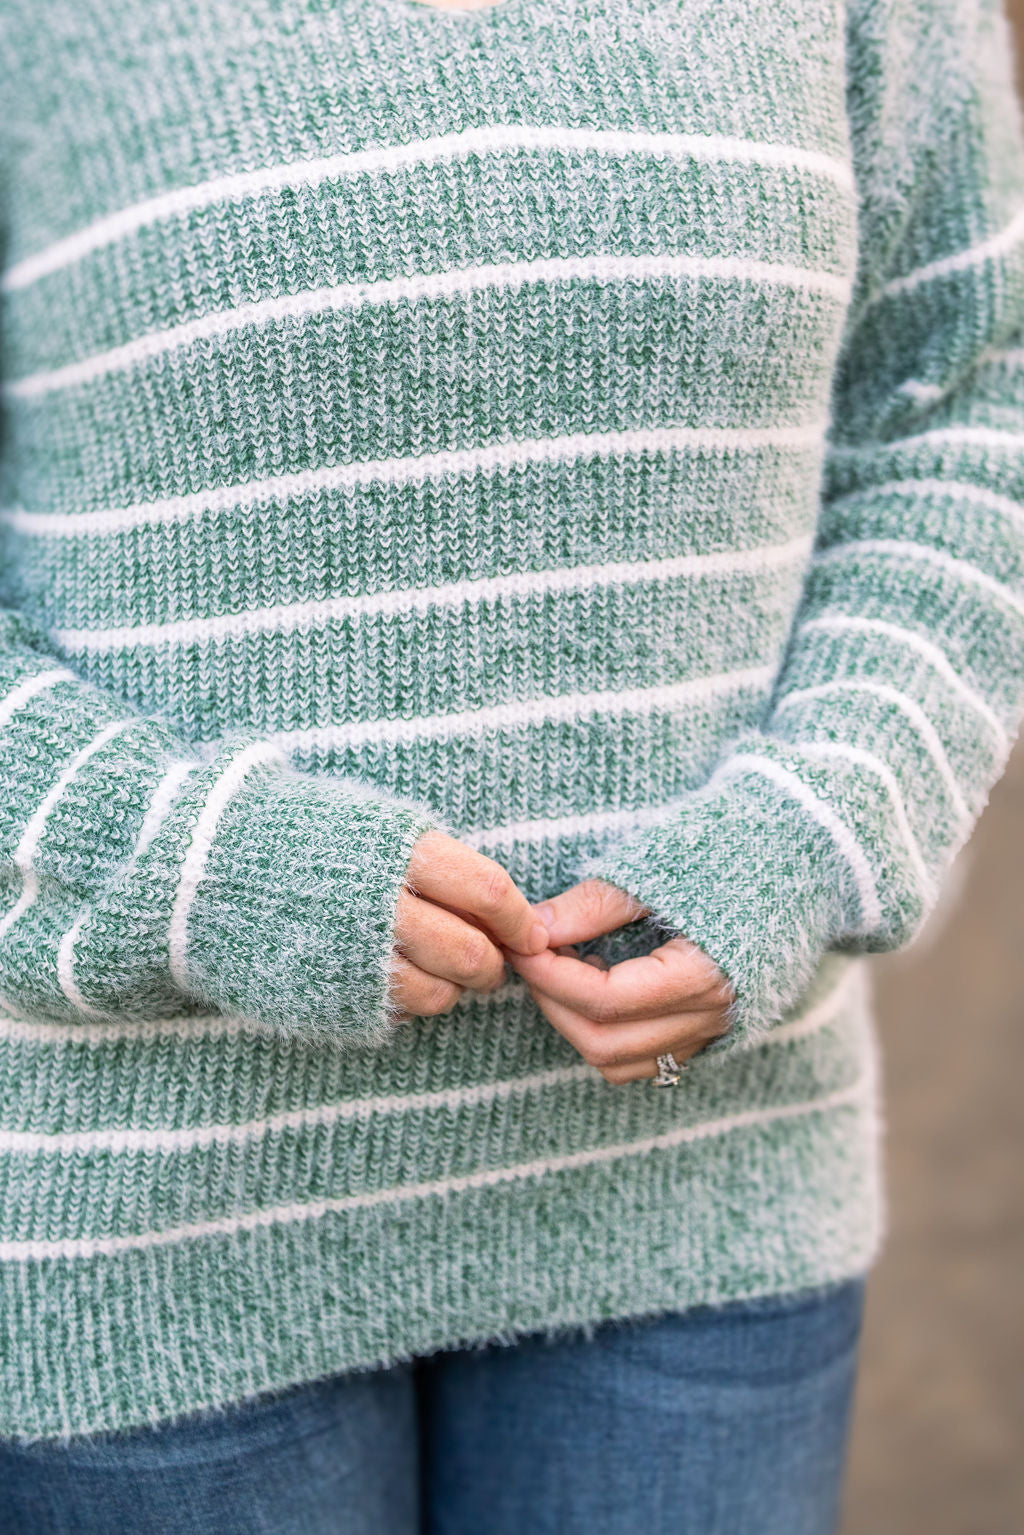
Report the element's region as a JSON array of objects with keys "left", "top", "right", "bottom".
[
  {"left": 840, "top": 11, "right": 1024, "bottom": 1528},
  {"left": 841, "top": 744, "right": 1024, "bottom": 1533}
]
